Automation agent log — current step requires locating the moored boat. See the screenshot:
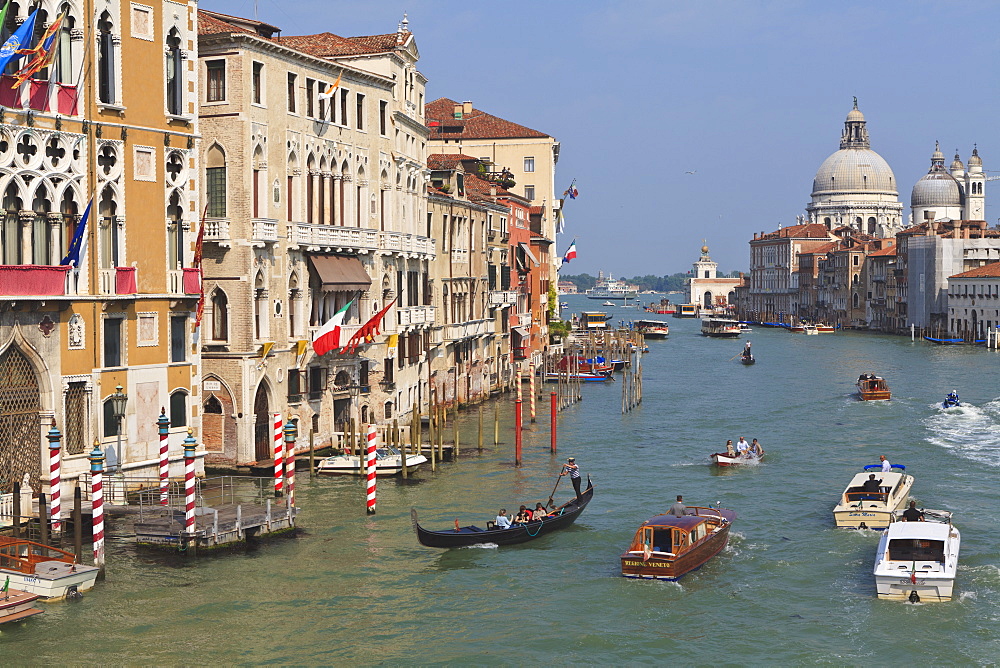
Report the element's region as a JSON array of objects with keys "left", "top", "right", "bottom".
[
  {"left": 544, "top": 372, "right": 614, "bottom": 383},
  {"left": 874, "top": 509, "right": 959, "bottom": 602},
  {"left": 633, "top": 319, "right": 669, "bottom": 339},
  {"left": 802, "top": 325, "right": 819, "bottom": 335},
  {"left": 0, "top": 588, "right": 43, "bottom": 624},
  {"left": 857, "top": 374, "right": 891, "bottom": 400},
  {"left": 317, "top": 446, "right": 428, "bottom": 476},
  {"left": 701, "top": 318, "right": 742, "bottom": 338},
  {"left": 411, "top": 477, "right": 594, "bottom": 547},
  {"left": 0, "top": 536, "right": 100, "bottom": 600},
  {"left": 621, "top": 505, "right": 736, "bottom": 580},
  {"left": 832, "top": 464, "right": 913, "bottom": 529},
  {"left": 815, "top": 323, "right": 836, "bottom": 333}
]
